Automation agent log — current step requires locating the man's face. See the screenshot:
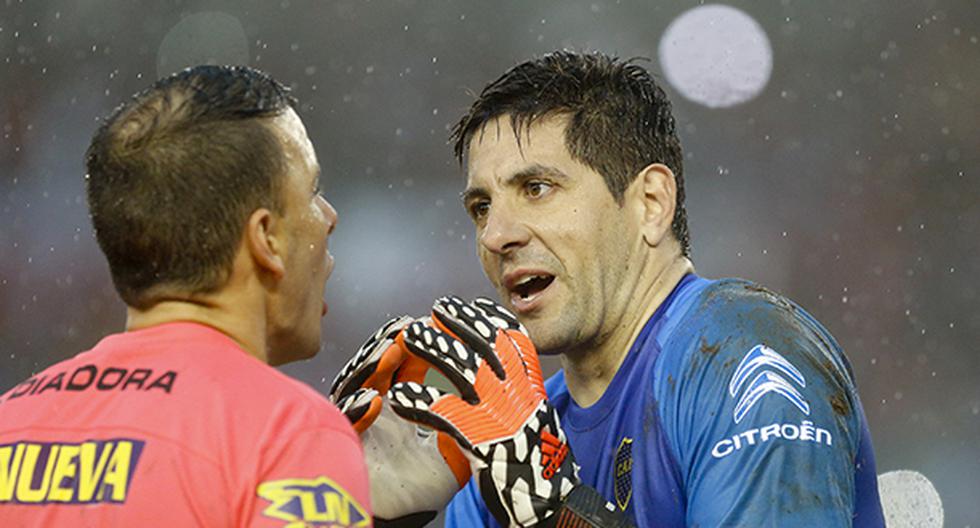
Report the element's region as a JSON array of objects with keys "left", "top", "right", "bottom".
[
  {"left": 267, "top": 108, "right": 337, "bottom": 365},
  {"left": 463, "top": 115, "right": 642, "bottom": 355}
]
